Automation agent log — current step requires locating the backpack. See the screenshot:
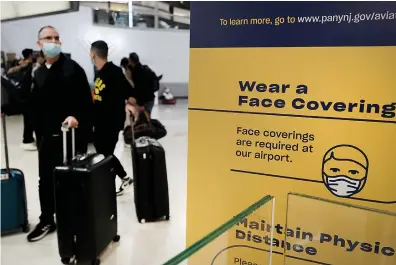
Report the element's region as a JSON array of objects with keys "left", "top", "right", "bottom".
[
  {"left": 1, "top": 76, "right": 24, "bottom": 115},
  {"left": 143, "top": 65, "right": 161, "bottom": 92},
  {"left": 6, "top": 63, "right": 32, "bottom": 91},
  {"left": 1, "top": 64, "right": 34, "bottom": 115}
]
